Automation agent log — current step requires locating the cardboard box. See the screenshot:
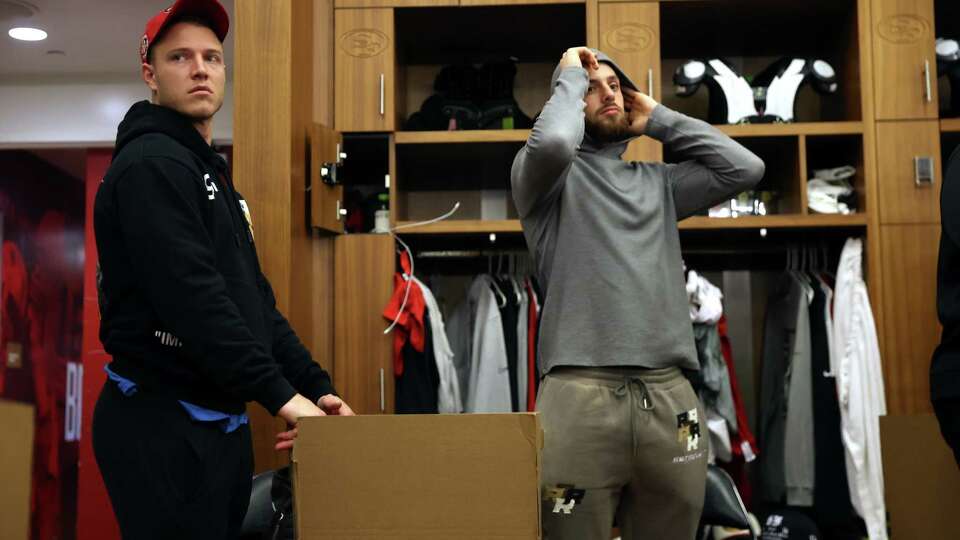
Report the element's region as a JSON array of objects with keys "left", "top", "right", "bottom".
[
  {"left": 293, "top": 413, "right": 542, "bottom": 539},
  {"left": 881, "top": 414, "right": 960, "bottom": 540},
  {"left": 0, "top": 400, "right": 35, "bottom": 540}
]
